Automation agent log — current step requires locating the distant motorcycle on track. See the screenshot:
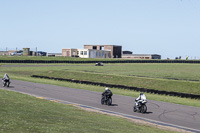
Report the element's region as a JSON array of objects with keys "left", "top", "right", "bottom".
[
  {"left": 133, "top": 99, "right": 147, "bottom": 113},
  {"left": 101, "top": 94, "right": 112, "bottom": 106}
]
